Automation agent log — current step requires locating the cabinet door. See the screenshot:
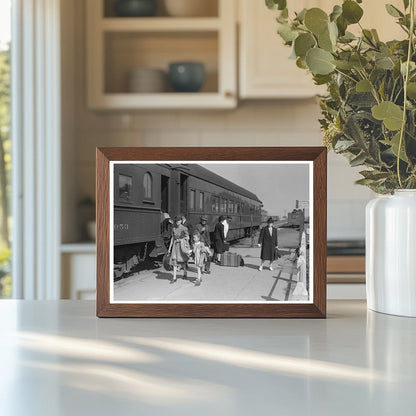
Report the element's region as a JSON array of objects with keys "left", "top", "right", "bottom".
[
  {"left": 239, "top": 0, "right": 404, "bottom": 99},
  {"left": 357, "top": 0, "right": 404, "bottom": 41},
  {"left": 239, "top": 0, "right": 326, "bottom": 99},
  {"left": 61, "top": 253, "right": 96, "bottom": 300}
]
